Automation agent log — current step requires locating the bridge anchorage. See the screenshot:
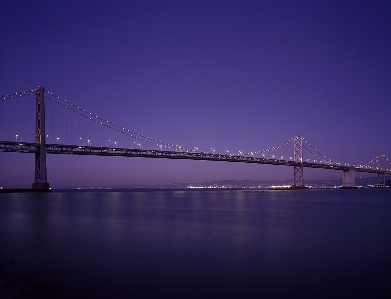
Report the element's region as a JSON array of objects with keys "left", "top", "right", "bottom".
[{"left": 0, "top": 86, "right": 390, "bottom": 190}]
